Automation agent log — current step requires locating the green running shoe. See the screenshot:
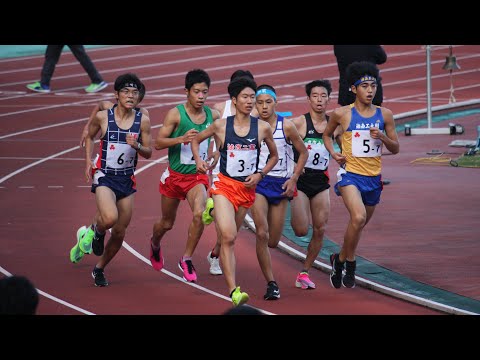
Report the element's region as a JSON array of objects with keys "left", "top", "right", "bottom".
[
  {"left": 231, "top": 286, "right": 249, "bottom": 306},
  {"left": 202, "top": 197, "right": 214, "bottom": 225},
  {"left": 26, "top": 81, "right": 51, "bottom": 93},
  {"left": 79, "top": 227, "right": 94, "bottom": 254},
  {"left": 70, "top": 226, "right": 87, "bottom": 263},
  {"left": 85, "top": 81, "right": 108, "bottom": 93}
]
